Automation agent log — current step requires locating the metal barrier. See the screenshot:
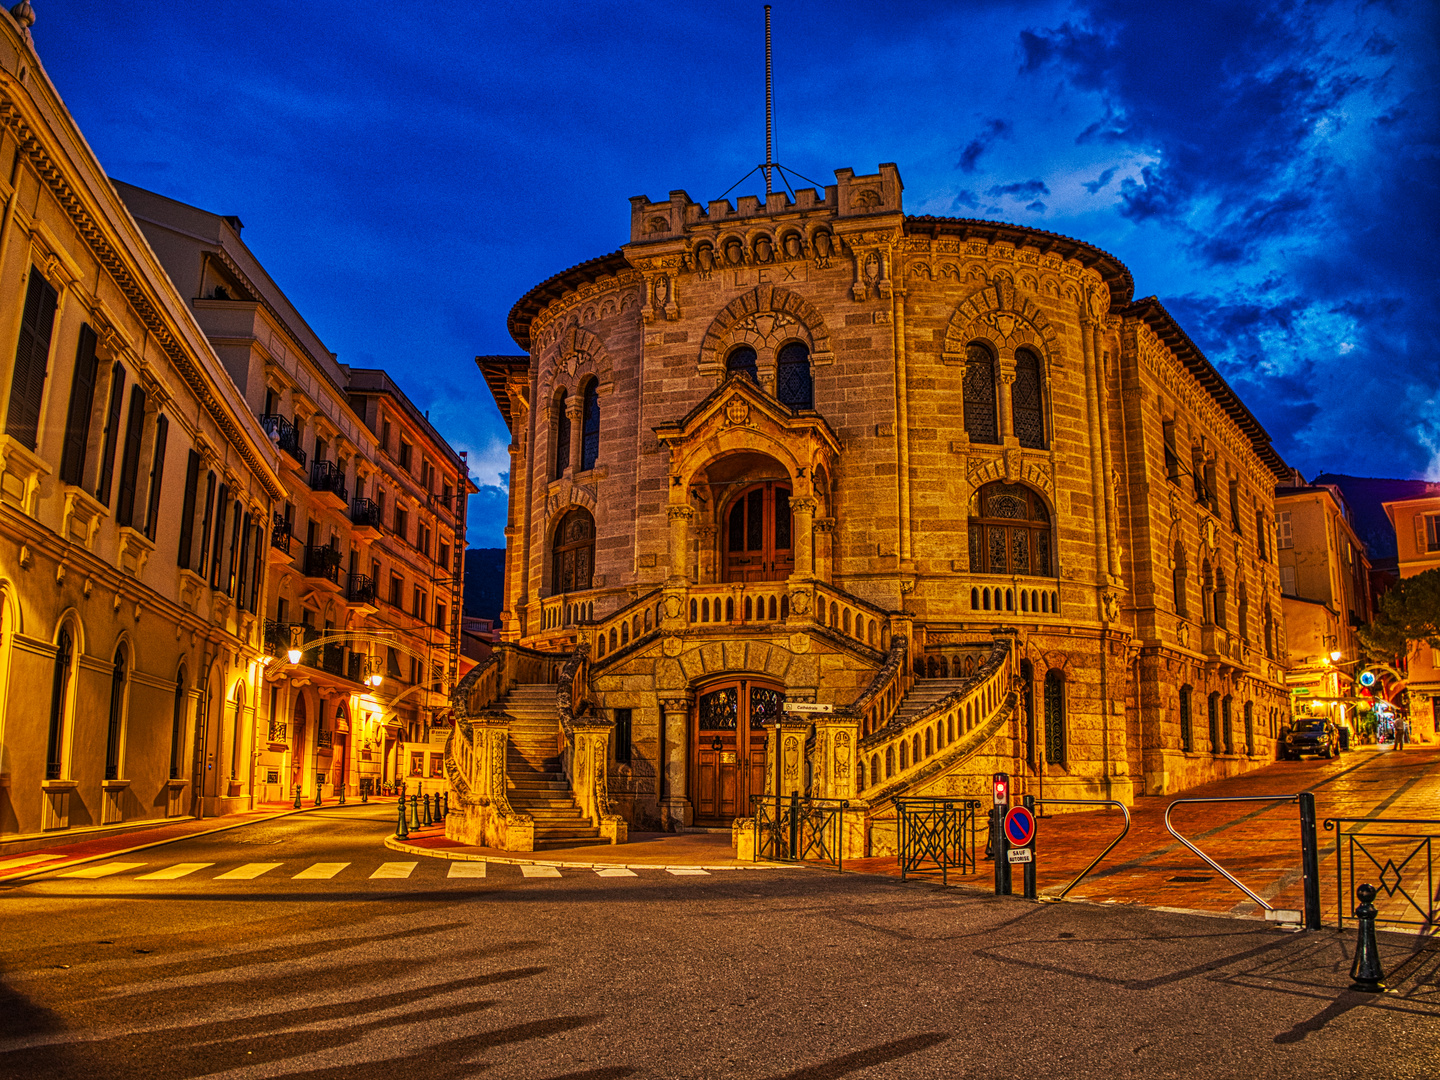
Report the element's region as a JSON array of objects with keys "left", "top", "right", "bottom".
[
  {"left": 1325, "top": 817, "right": 1438, "bottom": 933},
  {"left": 1032, "top": 798, "right": 1131, "bottom": 900},
  {"left": 1164, "top": 792, "right": 1321, "bottom": 929},
  {"left": 896, "top": 797, "right": 982, "bottom": 884},
  {"left": 751, "top": 792, "right": 849, "bottom": 871}
]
